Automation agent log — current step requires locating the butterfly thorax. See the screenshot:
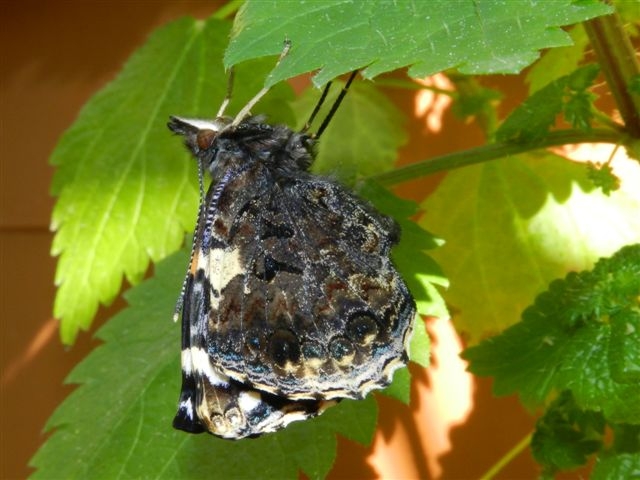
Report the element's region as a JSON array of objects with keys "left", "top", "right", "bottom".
[
  {"left": 168, "top": 115, "right": 315, "bottom": 186},
  {"left": 207, "top": 119, "right": 315, "bottom": 185}
]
